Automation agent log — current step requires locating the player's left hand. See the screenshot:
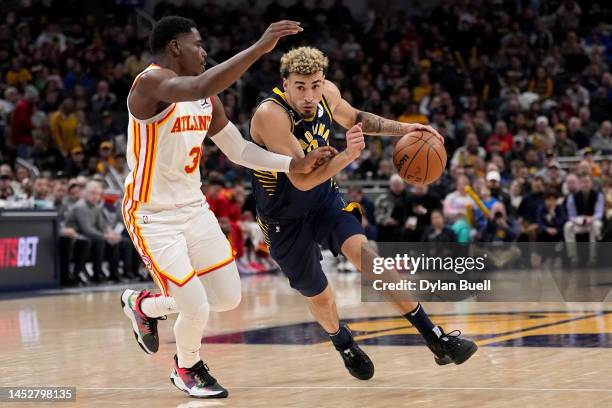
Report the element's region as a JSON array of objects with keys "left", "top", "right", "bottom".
[
  {"left": 290, "top": 146, "right": 338, "bottom": 173},
  {"left": 405, "top": 123, "right": 444, "bottom": 144}
]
